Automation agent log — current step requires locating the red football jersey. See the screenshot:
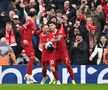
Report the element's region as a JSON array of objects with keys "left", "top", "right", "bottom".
[
  {"left": 53, "top": 29, "right": 68, "bottom": 55},
  {"left": 39, "top": 32, "right": 56, "bottom": 62},
  {"left": 19, "top": 18, "right": 36, "bottom": 43},
  {"left": 53, "top": 29, "right": 71, "bottom": 65}
]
